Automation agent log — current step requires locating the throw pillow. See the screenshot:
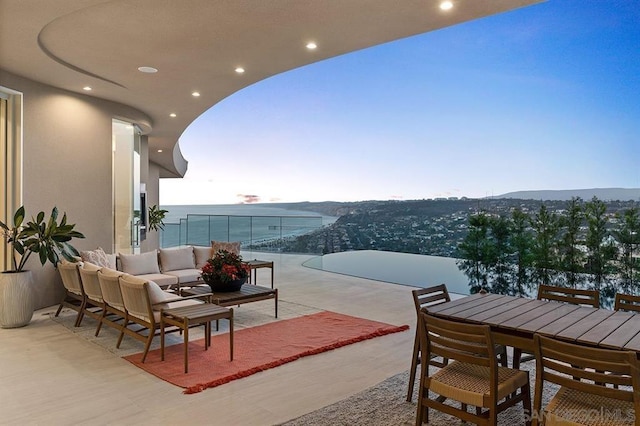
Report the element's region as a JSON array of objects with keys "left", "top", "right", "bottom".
[
  {"left": 80, "top": 247, "right": 114, "bottom": 268},
  {"left": 159, "top": 246, "right": 195, "bottom": 272},
  {"left": 193, "top": 246, "right": 213, "bottom": 269},
  {"left": 119, "top": 274, "right": 171, "bottom": 311},
  {"left": 210, "top": 240, "right": 241, "bottom": 255},
  {"left": 118, "top": 251, "right": 160, "bottom": 275}
]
